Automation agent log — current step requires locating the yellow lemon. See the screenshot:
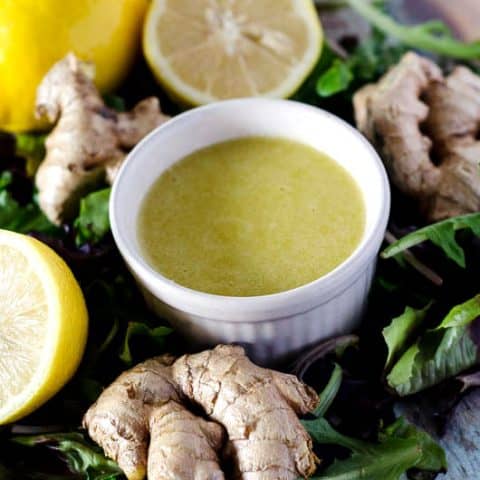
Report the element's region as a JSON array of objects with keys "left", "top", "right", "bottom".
[
  {"left": 0, "top": 0, "right": 148, "bottom": 132},
  {"left": 143, "top": 0, "right": 323, "bottom": 105},
  {"left": 0, "top": 230, "right": 88, "bottom": 424}
]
